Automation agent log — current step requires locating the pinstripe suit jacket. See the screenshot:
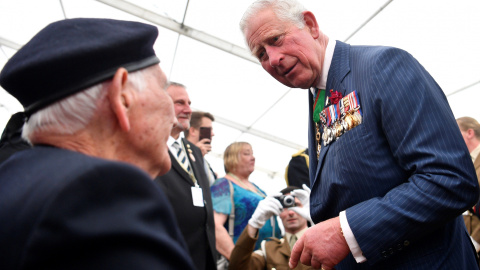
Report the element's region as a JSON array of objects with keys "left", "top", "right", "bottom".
[{"left": 308, "top": 41, "right": 479, "bottom": 269}]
